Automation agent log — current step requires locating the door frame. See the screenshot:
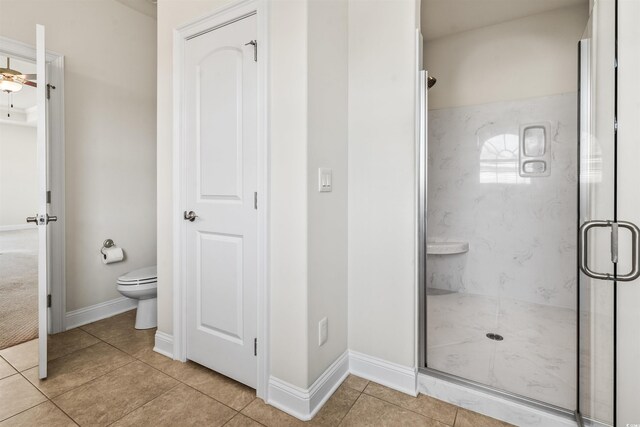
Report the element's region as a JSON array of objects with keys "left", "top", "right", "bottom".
[
  {"left": 172, "top": 0, "right": 270, "bottom": 400},
  {"left": 0, "top": 36, "right": 66, "bottom": 334}
]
